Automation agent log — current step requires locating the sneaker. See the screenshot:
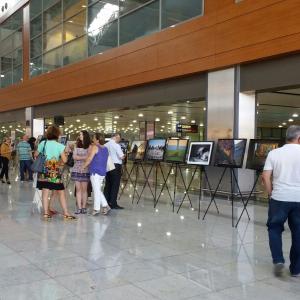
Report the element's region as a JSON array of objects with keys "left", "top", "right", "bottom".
[
  {"left": 81, "top": 208, "right": 87, "bottom": 214},
  {"left": 6, "top": 181, "right": 10, "bottom": 185},
  {"left": 291, "top": 273, "right": 300, "bottom": 277},
  {"left": 74, "top": 208, "right": 82, "bottom": 215},
  {"left": 274, "top": 263, "right": 284, "bottom": 276}
]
